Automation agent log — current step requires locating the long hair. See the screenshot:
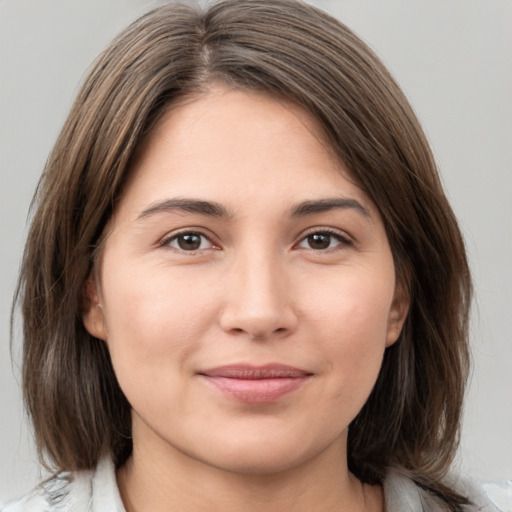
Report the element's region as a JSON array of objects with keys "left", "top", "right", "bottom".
[{"left": 13, "top": 1, "right": 471, "bottom": 509}]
